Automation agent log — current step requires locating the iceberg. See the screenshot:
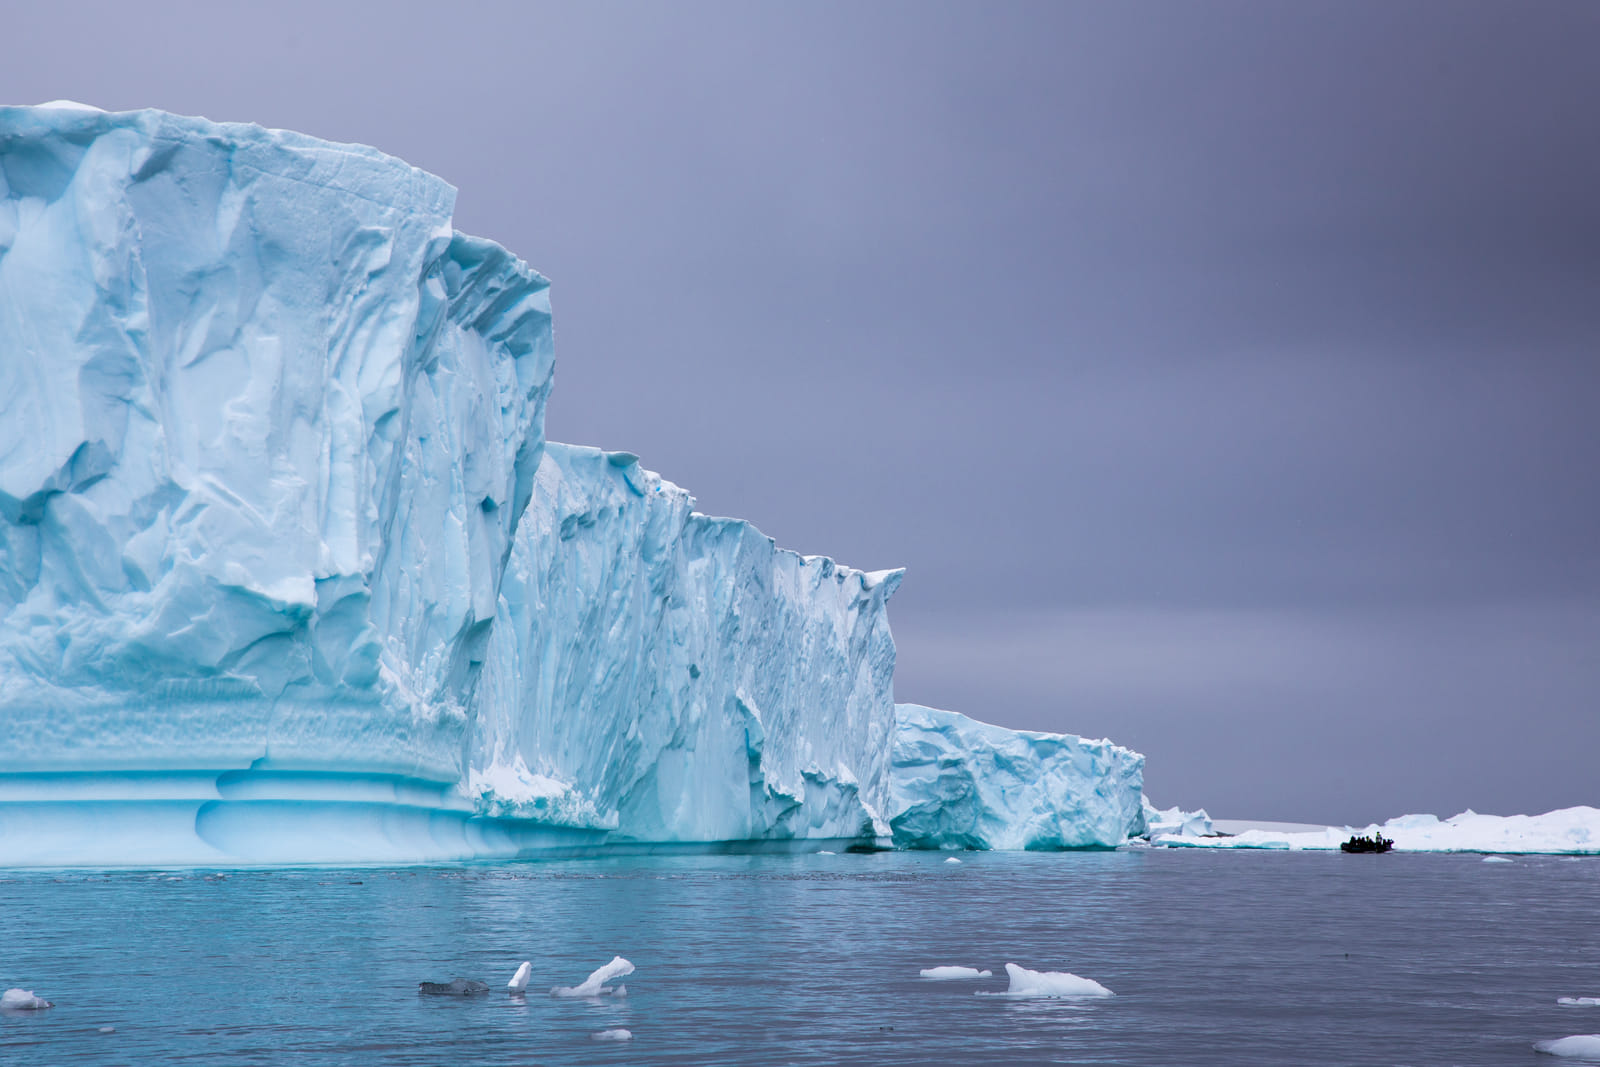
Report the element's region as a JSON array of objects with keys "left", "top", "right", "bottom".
[
  {"left": 0, "top": 105, "right": 1146, "bottom": 866},
  {"left": 1155, "top": 807, "right": 1600, "bottom": 854},
  {"left": 888, "top": 704, "right": 1145, "bottom": 850},
  {"left": 1141, "top": 797, "right": 1213, "bottom": 838}
]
